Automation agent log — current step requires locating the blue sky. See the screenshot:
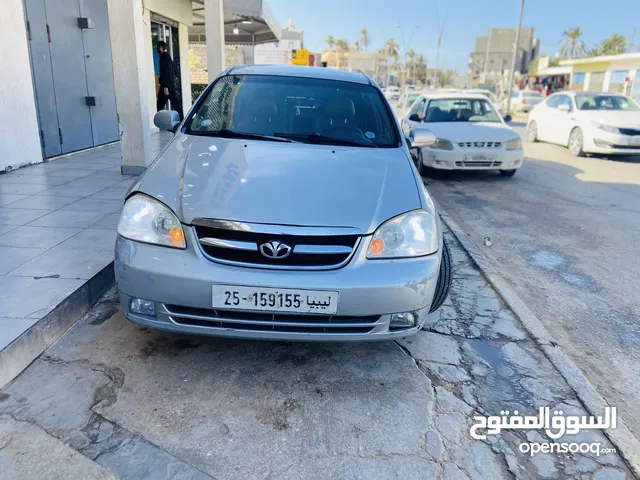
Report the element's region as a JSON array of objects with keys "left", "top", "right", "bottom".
[{"left": 268, "top": 0, "right": 639, "bottom": 73}]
